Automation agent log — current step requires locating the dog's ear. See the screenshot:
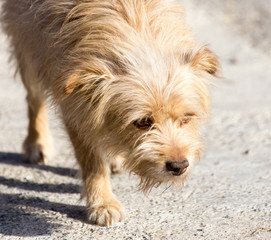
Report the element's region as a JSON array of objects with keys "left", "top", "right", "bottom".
[
  {"left": 53, "top": 63, "right": 113, "bottom": 102},
  {"left": 52, "top": 68, "right": 82, "bottom": 102},
  {"left": 188, "top": 46, "right": 220, "bottom": 76},
  {"left": 64, "top": 71, "right": 79, "bottom": 95}
]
